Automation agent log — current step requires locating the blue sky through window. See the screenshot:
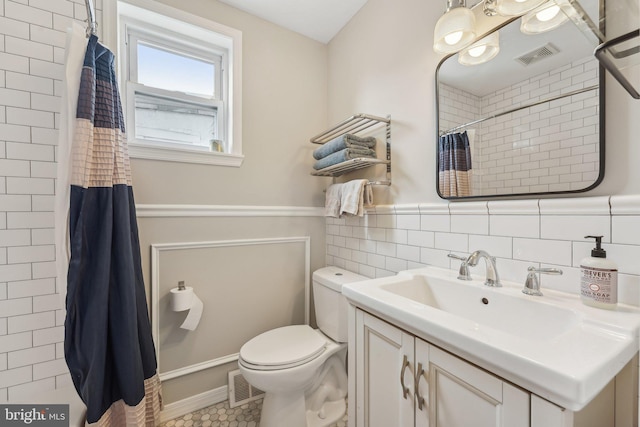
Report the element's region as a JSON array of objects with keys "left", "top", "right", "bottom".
[{"left": 137, "top": 43, "right": 215, "bottom": 97}]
